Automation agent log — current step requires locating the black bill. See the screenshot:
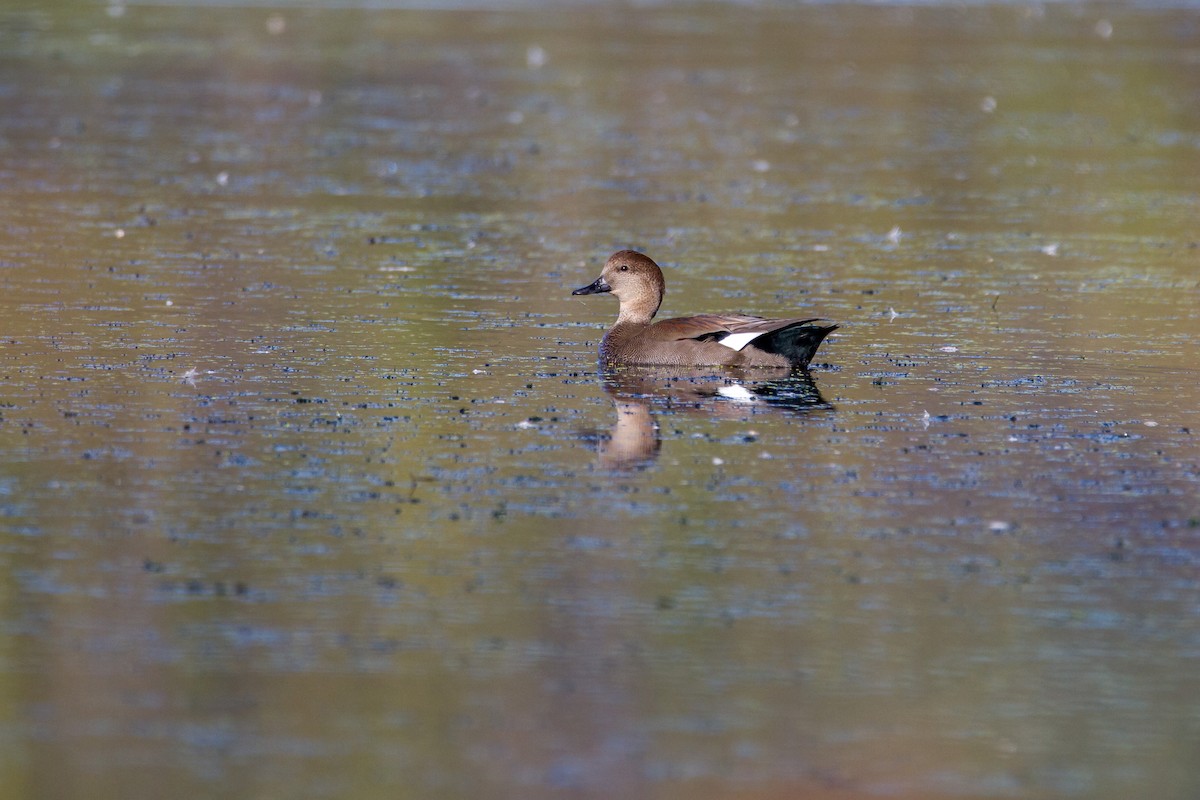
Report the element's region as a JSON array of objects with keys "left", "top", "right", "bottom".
[{"left": 572, "top": 276, "right": 611, "bottom": 296}]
